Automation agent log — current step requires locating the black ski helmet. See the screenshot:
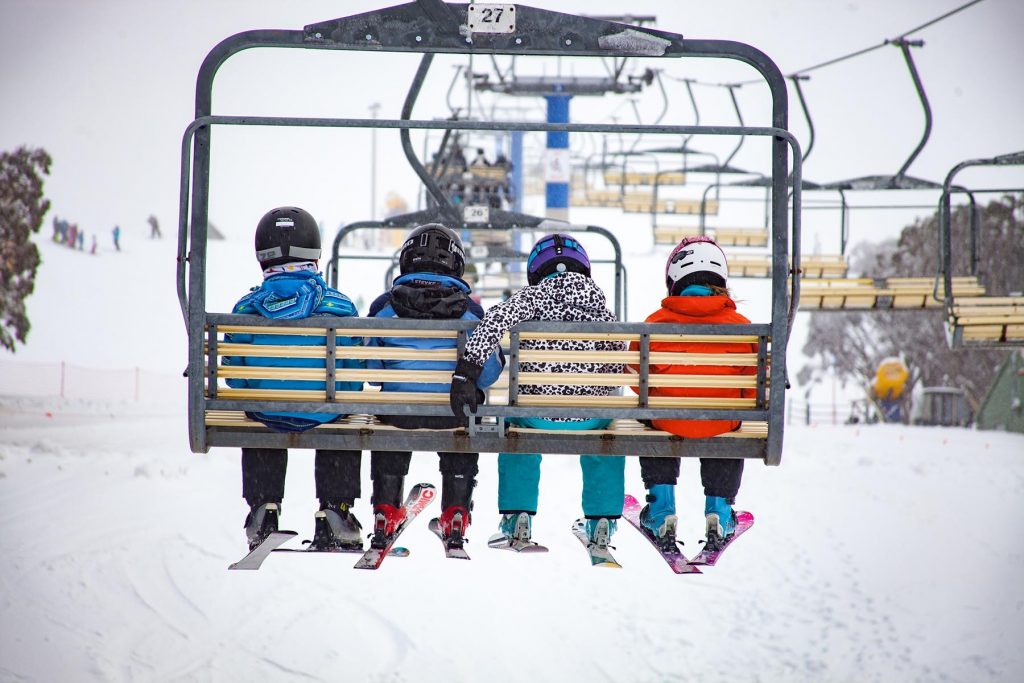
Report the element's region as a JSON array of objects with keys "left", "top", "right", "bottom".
[
  {"left": 254, "top": 206, "right": 321, "bottom": 268},
  {"left": 398, "top": 223, "right": 465, "bottom": 277}
]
